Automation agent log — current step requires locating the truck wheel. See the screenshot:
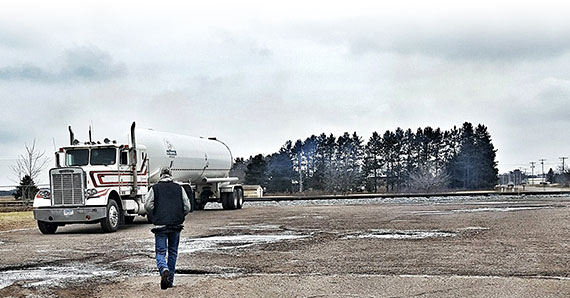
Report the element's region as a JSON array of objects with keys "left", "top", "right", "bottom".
[
  {"left": 221, "top": 192, "right": 233, "bottom": 210},
  {"left": 236, "top": 188, "right": 244, "bottom": 209},
  {"left": 196, "top": 201, "right": 207, "bottom": 210},
  {"left": 125, "top": 216, "right": 135, "bottom": 224},
  {"left": 232, "top": 188, "right": 239, "bottom": 209},
  {"left": 37, "top": 221, "right": 58, "bottom": 234},
  {"left": 101, "top": 200, "right": 120, "bottom": 233}
]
